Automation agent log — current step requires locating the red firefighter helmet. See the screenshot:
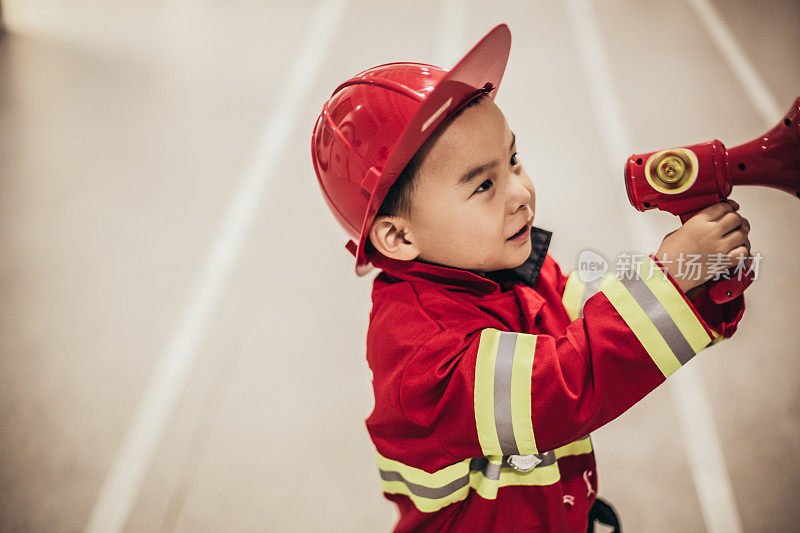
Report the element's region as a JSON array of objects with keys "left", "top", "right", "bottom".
[{"left": 311, "top": 24, "right": 512, "bottom": 276}]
